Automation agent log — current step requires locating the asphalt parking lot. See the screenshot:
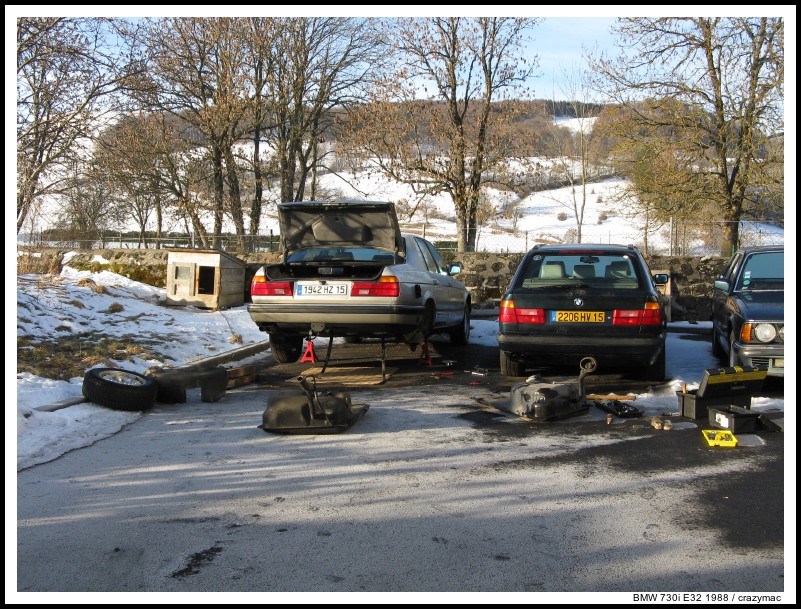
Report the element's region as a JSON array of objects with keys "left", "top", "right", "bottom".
[{"left": 16, "top": 329, "right": 786, "bottom": 596}]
